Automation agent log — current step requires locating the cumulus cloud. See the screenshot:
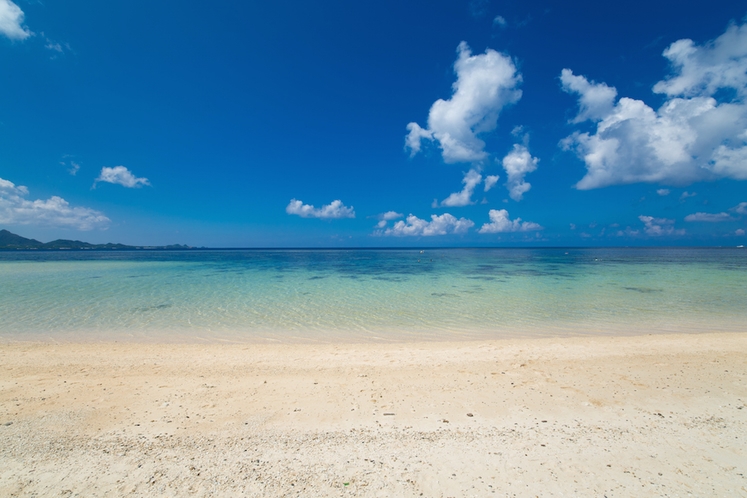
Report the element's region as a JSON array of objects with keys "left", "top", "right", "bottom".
[
  {"left": 560, "top": 21, "right": 747, "bottom": 190},
  {"left": 0, "top": 0, "right": 31, "bottom": 40},
  {"left": 684, "top": 212, "right": 733, "bottom": 222},
  {"left": 484, "top": 174, "right": 500, "bottom": 192},
  {"left": 0, "top": 177, "right": 109, "bottom": 230},
  {"left": 501, "top": 144, "right": 538, "bottom": 201},
  {"left": 680, "top": 191, "right": 697, "bottom": 200},
  {"left": 638, "top": 215, "right": 685, "bottom": 236},
  {"left": 375, "top": 211, "right": 403, "bottom": 228},
  {"left": 377, "top": 211, "right": 403, "bottom": 221},
  {"left": 559, "top": 70, "right": 618, "bottom": 123},
  {"left": 94, "top": 166, "right": 150, "bottom": 188},
  {"left": 440, "top": 169, "right": 482, "bottom": 207},
  {"left": 286, "top": 199, "right": 355, "bottom": 219},
  {"left": 657, "top": 188, "right": 670, "bottom": 196},
  {"left": 381, "top": 213, "right": 474, "bottom": 236},
  {"left": 406, "top": 42, "right": 522, "bottom": 164},
  {"left": 736, "top": 228, "right": 745, "bottom": 236},
  {"left": 732, "top": 202, "right": 747, "bottom": 215},
  {"left": 478, "top": 209, "right": 542, "bottom": 233},
  {"left": 493, "top": 15, "right": 507, "bottom": 27}
]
